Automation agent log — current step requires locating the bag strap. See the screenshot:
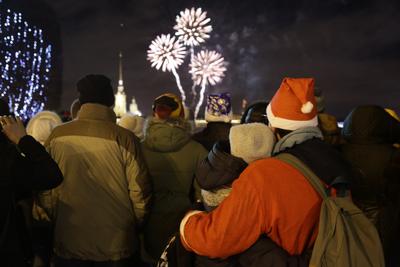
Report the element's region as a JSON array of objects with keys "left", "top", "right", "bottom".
[{"left": 275, "top": 153, "right": 329, "bottom": 199}]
